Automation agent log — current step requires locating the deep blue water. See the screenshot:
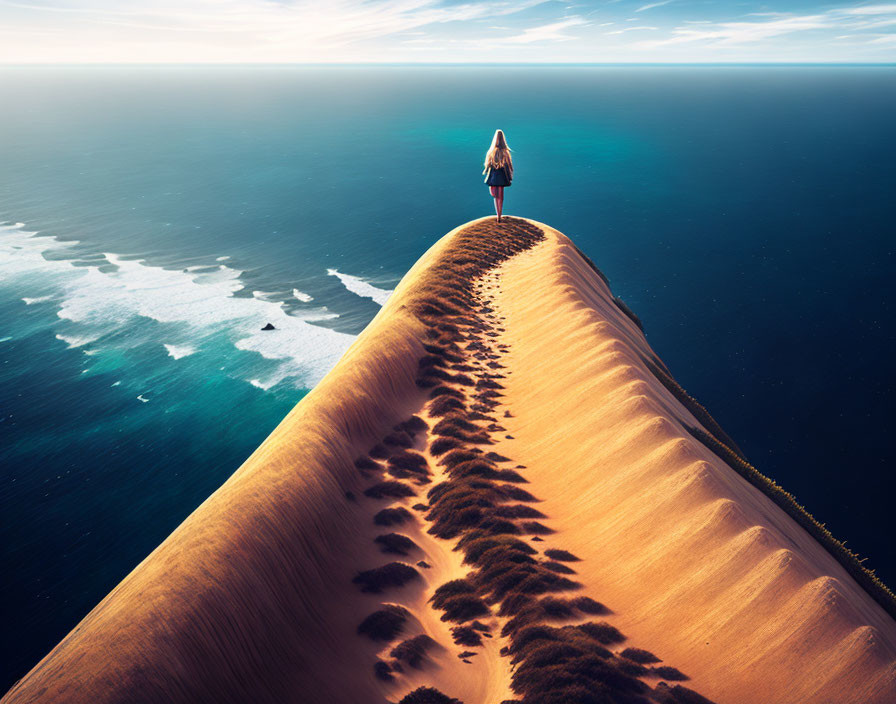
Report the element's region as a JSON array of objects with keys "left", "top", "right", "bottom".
[{"left": 1, "top": 65, "right": 894, "bottom": 688}]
